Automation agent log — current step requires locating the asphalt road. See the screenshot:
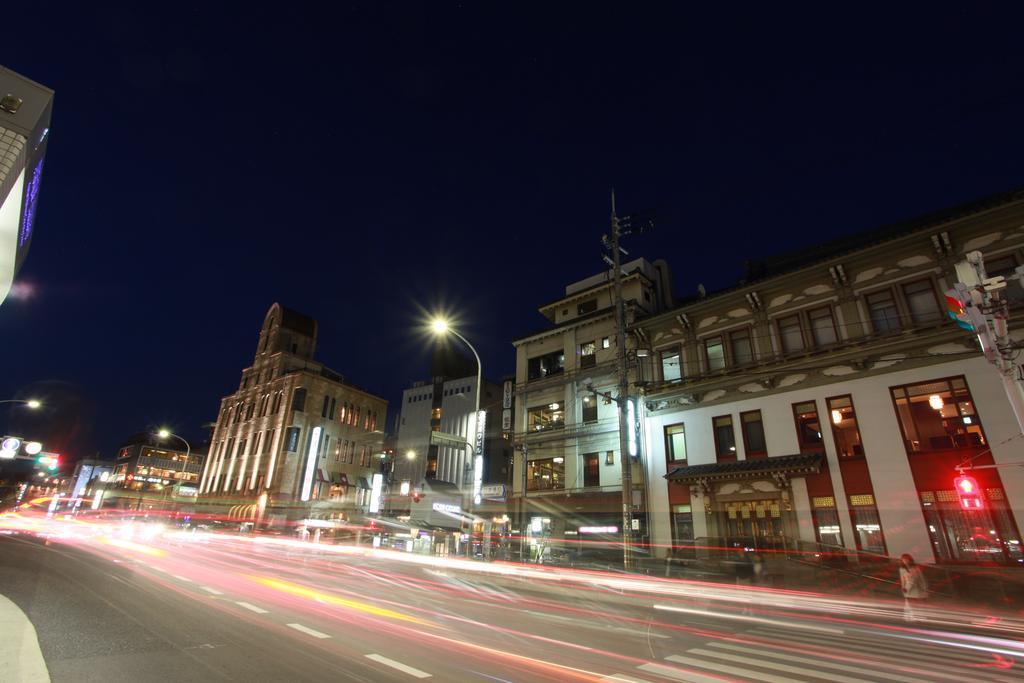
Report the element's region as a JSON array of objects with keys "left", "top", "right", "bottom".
[{"left": 1, "top": 518, "right": 1022, "bottom": 682}]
